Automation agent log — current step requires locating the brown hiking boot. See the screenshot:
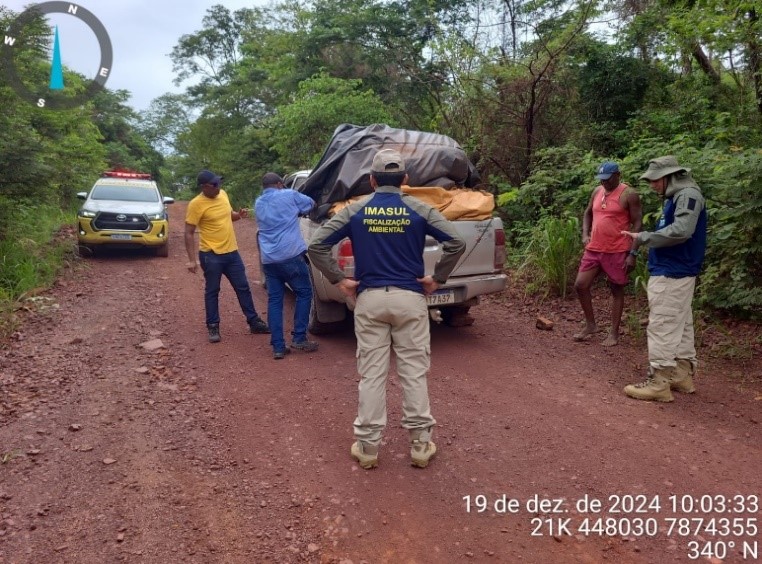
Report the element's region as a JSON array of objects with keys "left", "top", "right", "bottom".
[
  {"left": 671, "top": 359, "right": 696, "bottom": 393},
  {"left": 624, "top": 368, "right": 674, "bottom": 402},
  {"left": 410, "top": 428, "right": 437, "bottom": 468},
  {"left": 411, "top": 440, "right": 437, "bottom": 468},
  {"left": 350, "top": 441, "right": 378, "bottom": 469}
]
